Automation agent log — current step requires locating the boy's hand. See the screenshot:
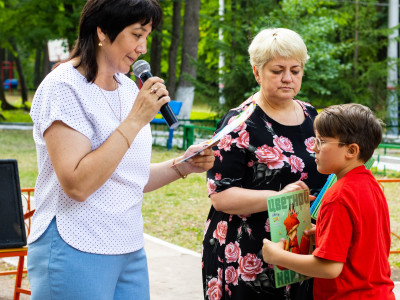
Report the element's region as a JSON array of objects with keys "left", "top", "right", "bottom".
[
  {"left": 280, "top": 181, "right": 308, "bottom": 194},
  {"left": 279, "top": 181, "right": 316, "bottom": 202},
  {"left": 304, "top": 224, "right": 316, "bottom": 237},
  {"left": 262, "top": 238, "right": 285, "bottom": 265}
]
